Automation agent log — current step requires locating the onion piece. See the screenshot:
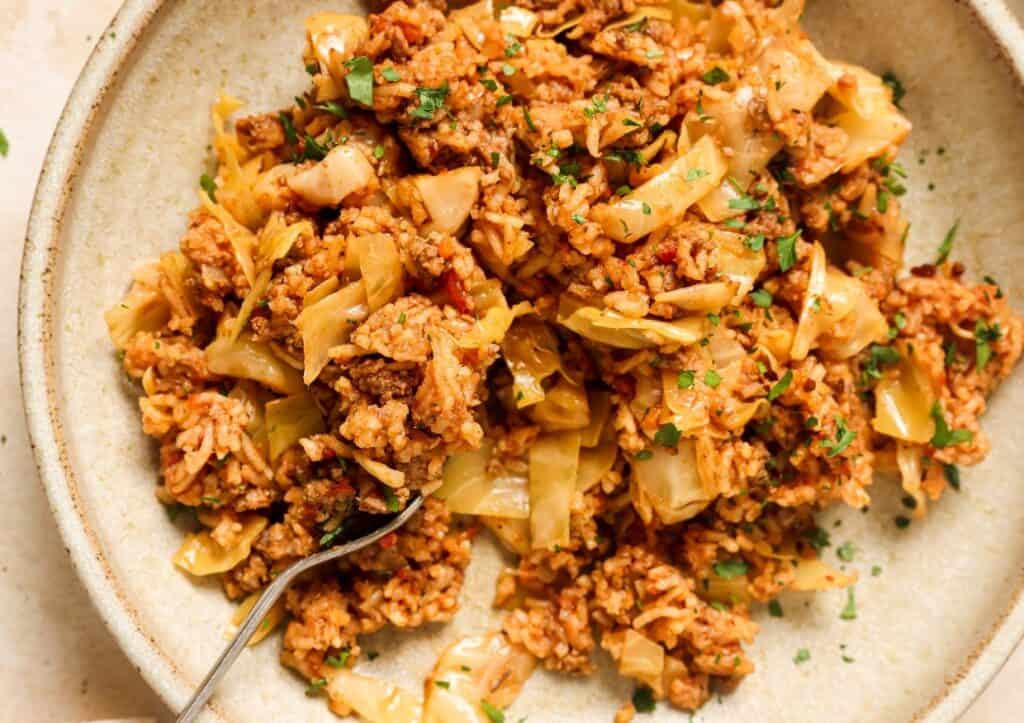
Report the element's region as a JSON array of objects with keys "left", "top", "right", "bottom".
[
  {"left": 632, "top": 441, "right": 711, "bottom": 525},
  {"left": 206, "top": 333, "right": 305, "bottom": 395},
  {"left": 326, "top": 669, "right": 423, "bottom": 723},
  {"left": 436, "top": 440, "right": 529, "bottom": 519},
  {"left": 872, "top": 341, "right": 936, "bottom": 444},
  {"left": 413, "top": 167, "right": 482, "bottom": 234},
  {"left": 265, "top": 392, "right": 326, "bottom": 461},
  {"left": 592, "top": 136, "right": 727, "bottom": 242},
  {"left": 422, "top": 633, "right": 535, "bottom": 723},
  {"left": 294, "top": 281, "right": 369, "bottom": 384},
  {"left": 287, "top": 145, "right": 376, "bottom": 208},
  {"left": 231, "top": 591, "right": 286, "bottom": 646},
  {"left": 173, "top": 515, "right": 268, "bottom": 576},
  {"left": 528, "top": 431, "right": 581, "bottom": 549}
]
